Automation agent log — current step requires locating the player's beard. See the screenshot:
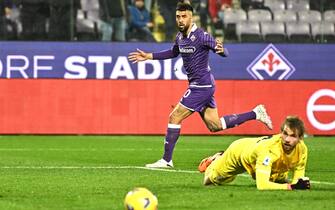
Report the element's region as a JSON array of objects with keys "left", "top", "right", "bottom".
[
  {"left": 178, "top": 23, "right": 189, "bottom": 33},
  {"left": 283, "top": 144, "right": 290, "bottom": 151},
  {"left": 282, "top": 143, "right": 294, "bottom": 153}
]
